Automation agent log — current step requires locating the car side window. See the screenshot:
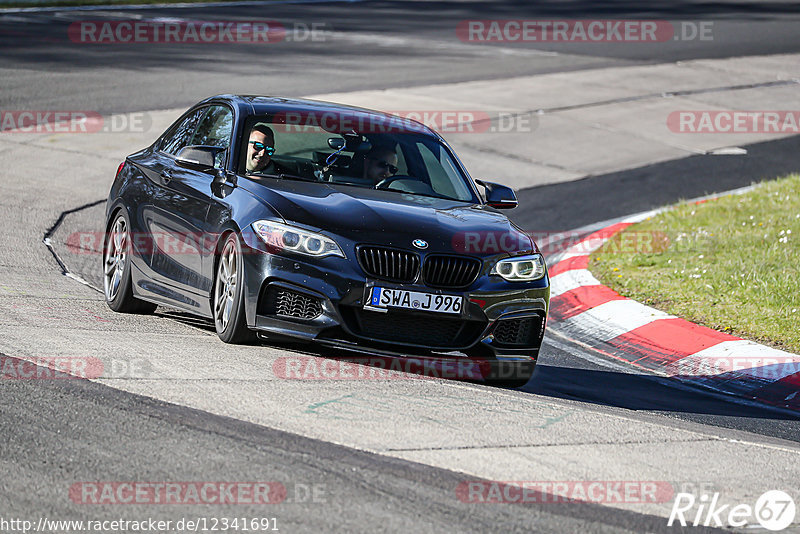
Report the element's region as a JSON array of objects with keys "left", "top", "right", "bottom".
[
  {"left": 191, "top": 105, "right": 233, "bottom": 168},
  {"left": 160, "top": 108, "right": 206, "bottom": 155}
]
